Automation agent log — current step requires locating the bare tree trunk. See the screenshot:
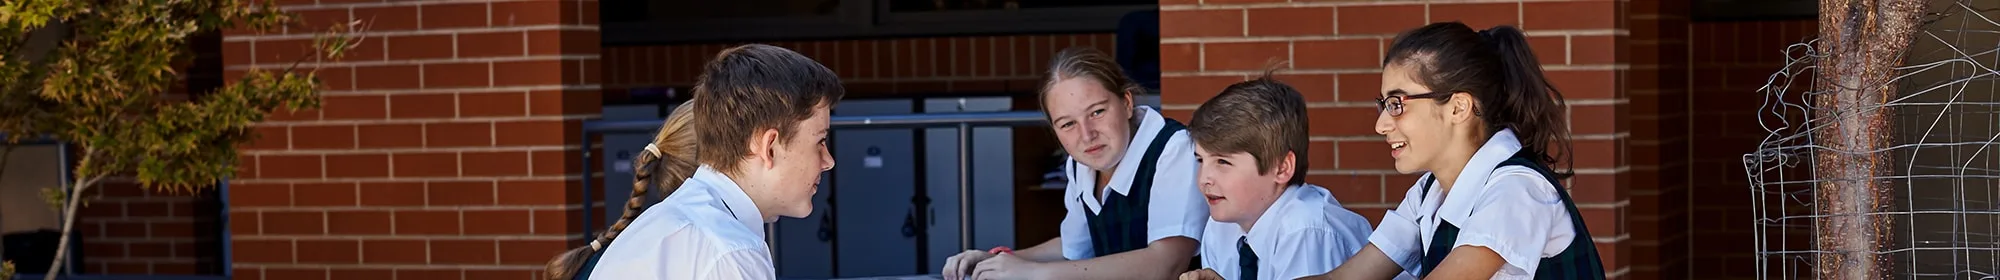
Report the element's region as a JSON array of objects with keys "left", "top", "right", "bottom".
[
  {"left": 41, "top": 174, "right": 99, "bottom": 280},
  {"left": 1814, "top": 0, "right": 1928, "bottom": 279},
  {"left": 41, "top": 148, "right": 99, "bottom": 280}
]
